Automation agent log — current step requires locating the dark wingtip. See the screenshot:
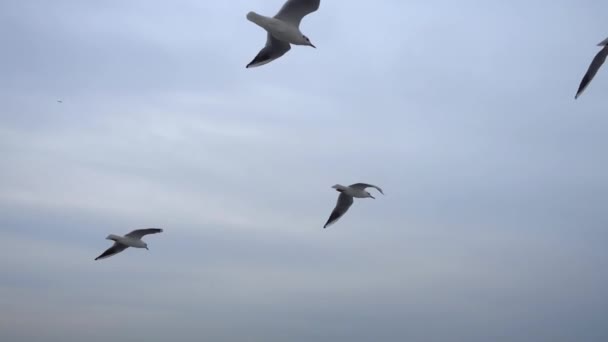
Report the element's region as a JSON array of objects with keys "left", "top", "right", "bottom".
[
  {"left": 246, "top": 52, "right": 271, "bottom": 69},
  {"left": 246, "top": 57, "right": 258, "bottom": 69}
]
